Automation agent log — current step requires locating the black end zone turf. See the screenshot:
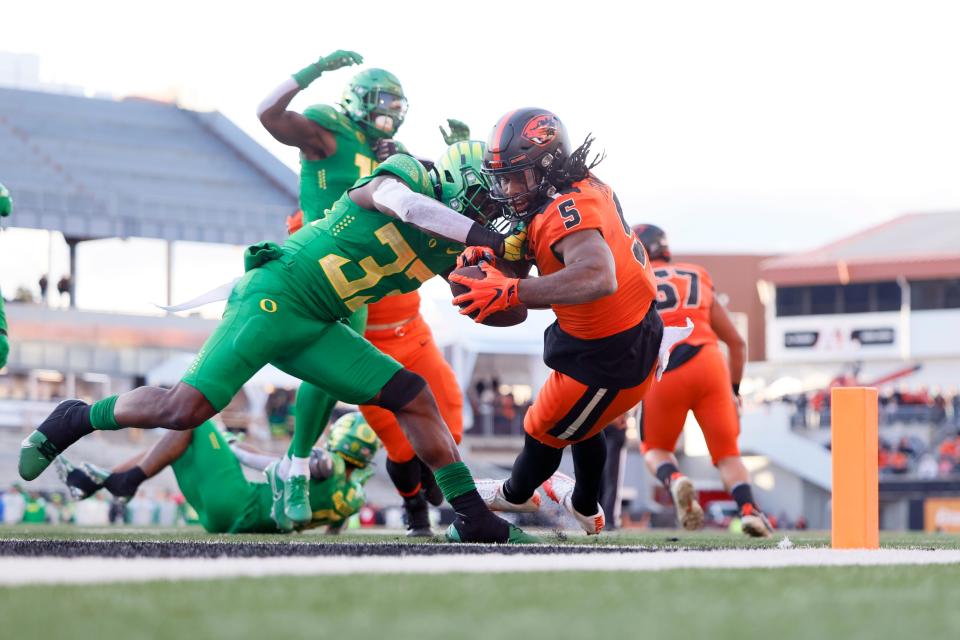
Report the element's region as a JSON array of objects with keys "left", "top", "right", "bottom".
[{"left": 0, "top": 539, "right": 676, "bottom": 559}]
